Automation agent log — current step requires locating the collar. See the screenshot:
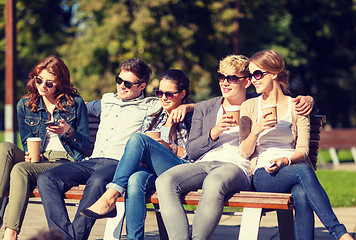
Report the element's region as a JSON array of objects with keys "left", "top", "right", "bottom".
[{"left": 114, "top": 92, "right": 145, "bottom": 103}]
